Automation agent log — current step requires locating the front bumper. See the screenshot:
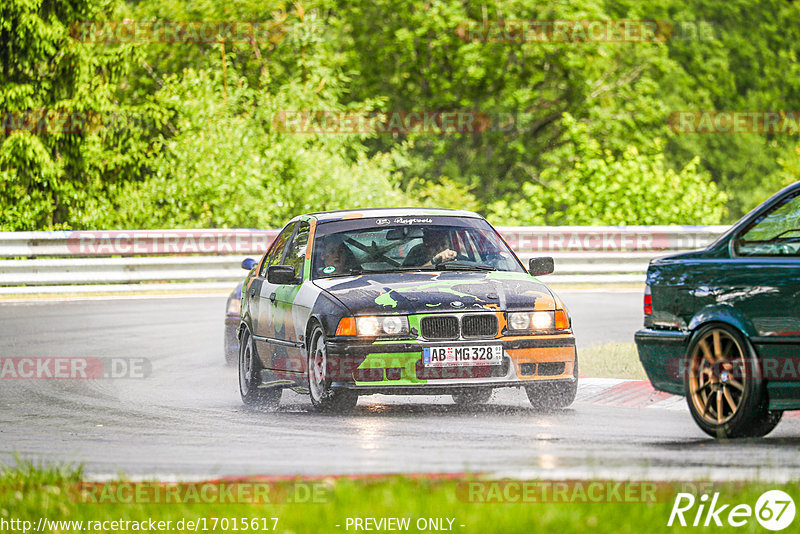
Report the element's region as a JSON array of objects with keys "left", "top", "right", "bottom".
[
  {"left": 324, "top": 335, "right": 576, "bottom": 391},
  {"left": 634, "top": 328, "right": 690, "bottom": 396}
]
